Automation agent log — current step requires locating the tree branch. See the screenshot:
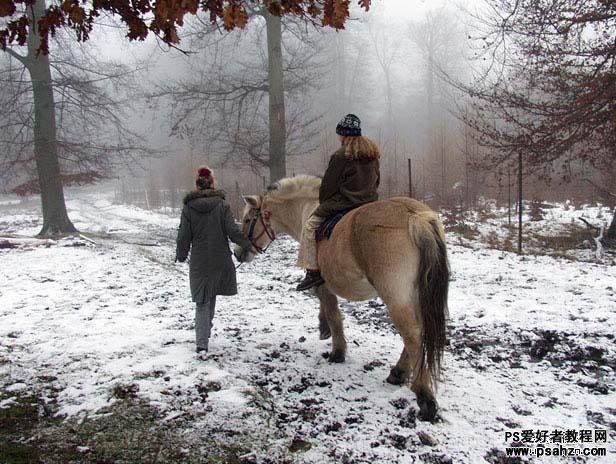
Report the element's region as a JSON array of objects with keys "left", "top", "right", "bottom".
[
  {"left": 584, "top": 178, "right": 616, "bottom": 199},
  {"left": 578, "top": 217, "right": 600, "bottom": 232},
  {"left": 3, "top": 47, "right": 28, "bottom": 65}
]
